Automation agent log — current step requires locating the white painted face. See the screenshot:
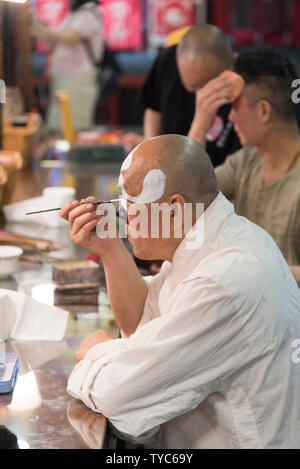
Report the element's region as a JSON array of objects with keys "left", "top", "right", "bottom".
[{"left": 119, "top": 150, "right": 167, "bottom": 204}]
